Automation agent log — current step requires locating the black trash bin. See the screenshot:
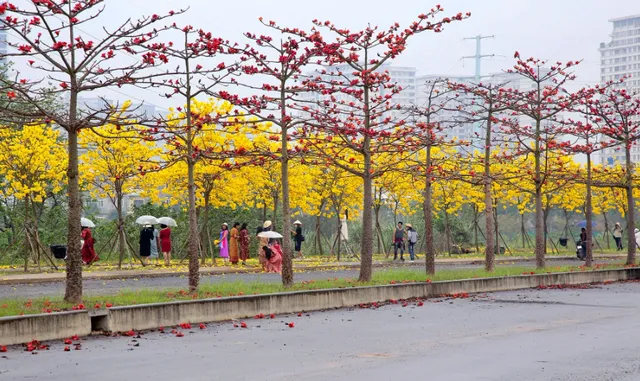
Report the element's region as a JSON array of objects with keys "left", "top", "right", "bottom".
[{"left": 50, "top": 245, "right": 67, "bottom": 259}]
